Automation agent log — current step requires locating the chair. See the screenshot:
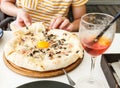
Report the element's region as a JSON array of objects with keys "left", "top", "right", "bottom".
[{"left": 0, "top": 14, "right": 15, "bottom": 30}]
